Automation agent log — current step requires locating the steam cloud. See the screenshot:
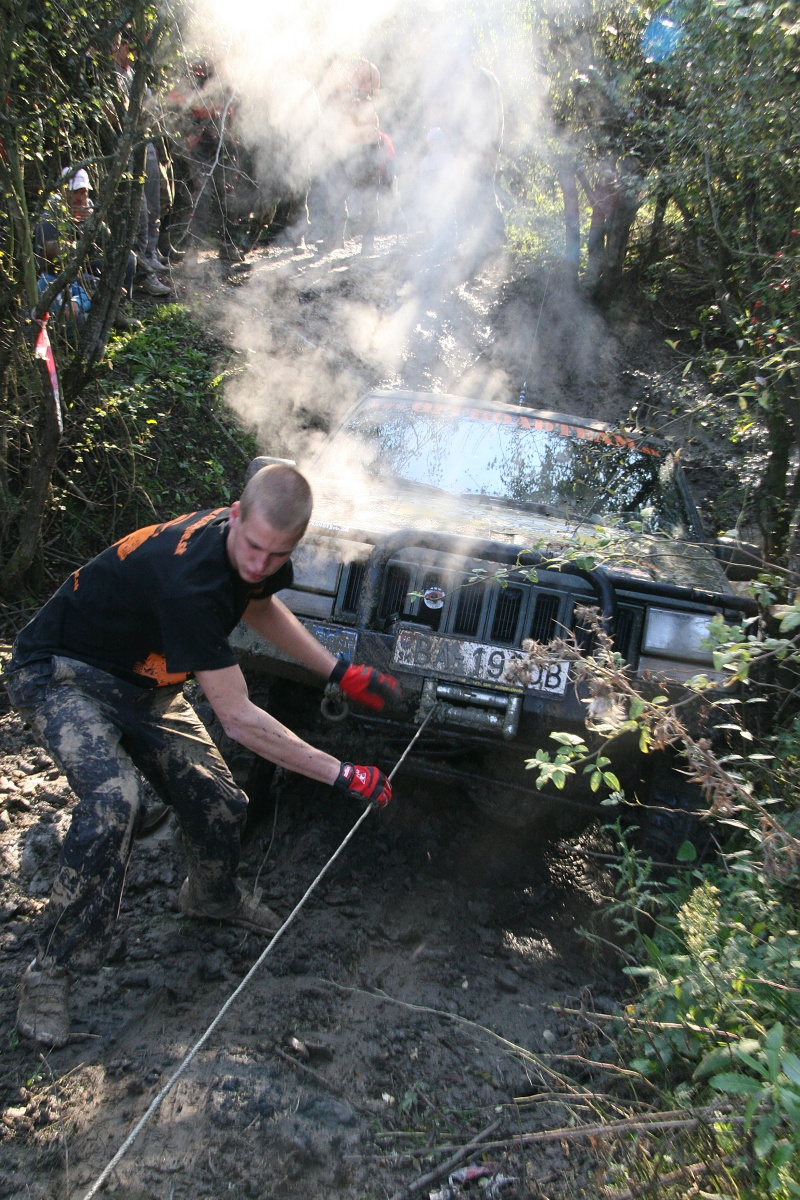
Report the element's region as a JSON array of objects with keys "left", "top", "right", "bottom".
[{"left": 170, "top": 0, "right": 623, "bottom": 480}]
